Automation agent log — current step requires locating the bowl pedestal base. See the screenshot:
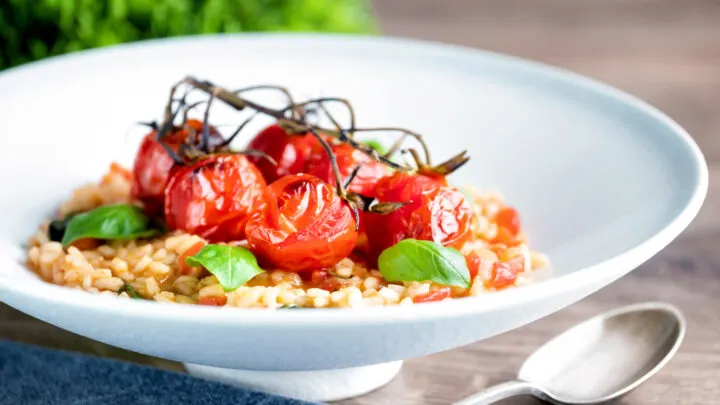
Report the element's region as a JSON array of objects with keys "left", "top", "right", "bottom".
[{"left": 183, "top": 360, "right": 403, "bottom": 402}]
